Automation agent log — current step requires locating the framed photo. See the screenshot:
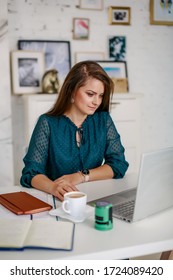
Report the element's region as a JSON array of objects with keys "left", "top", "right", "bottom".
[
  {"left": 18, "top": 40, "right": 71, "bottom": 83},
  {"left": 75, "top": 52, "right": 105, "bottom": 63},
  {"left": 73, "top": 18, "right": 90, "bottom": 40},
  {"left": 150, "top": 0, "right": 173, "bottom": 25},
  {"left": 97, "top": 60, "right": 127, "bottom": 79},
  {"left": 108, "top": 6, "right": 131, "bottom": 25},
  {"left": 108, "top": 36, "right": 126, "bottom": 61},
  {"left": 79, "top": 0, "right": 103, "bottom": 10},
  {"left": 11, "top": 51, "right": 45, "bottom": 95},
  {"left": 96, "top": 60, "right": 128, "bottom": 92}
]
